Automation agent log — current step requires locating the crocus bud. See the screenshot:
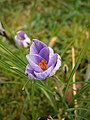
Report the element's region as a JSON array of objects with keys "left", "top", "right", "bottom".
[
  {"left": 63, "top": 64, "right": 68, "bottom": 81},
  {"left": 63, "top": 64, "right": 68, "bottom": 74},
  {"left": 15, "top": 31, "right": 31, "bottom": 48}
]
